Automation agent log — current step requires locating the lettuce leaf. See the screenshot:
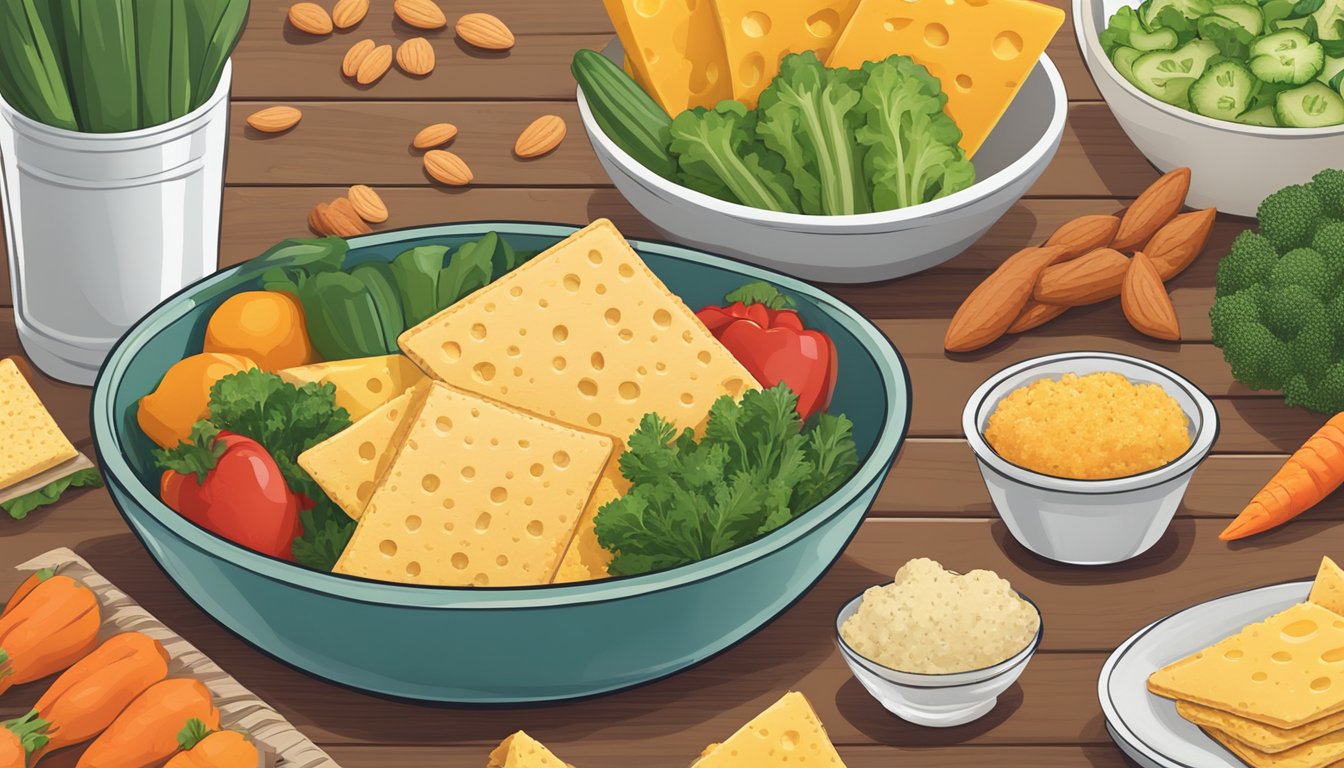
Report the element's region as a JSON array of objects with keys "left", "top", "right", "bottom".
[
  {"left": 2, "top": 468, "right": 102, "bottom": 520},
  {"left": 668, "top": 101, "right": 801, "bottom": 213}
]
